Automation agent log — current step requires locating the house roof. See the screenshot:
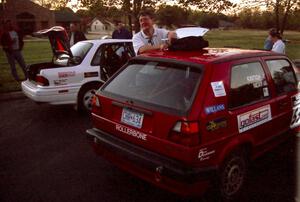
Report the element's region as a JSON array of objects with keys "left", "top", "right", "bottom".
[
  {"left": 54, "top": 11, "right": 80, "bottom": 22},
  {"left": 89, "top": 17, "right": 115, "bottom": 26}
]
